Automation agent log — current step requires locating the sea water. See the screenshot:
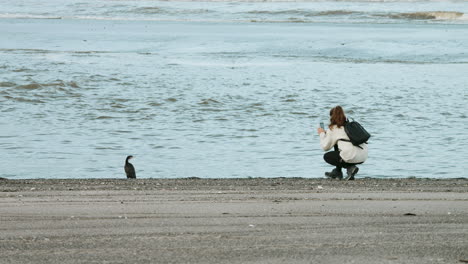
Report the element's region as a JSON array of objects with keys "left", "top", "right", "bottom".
[{"left": 1, "top": 0, "right": 467, "bottom": 179}]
